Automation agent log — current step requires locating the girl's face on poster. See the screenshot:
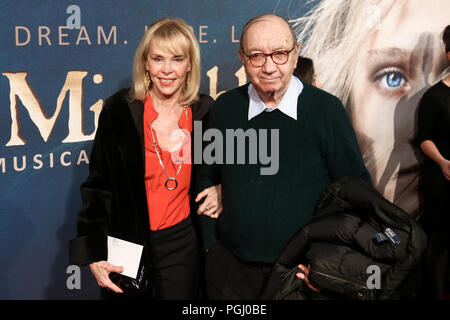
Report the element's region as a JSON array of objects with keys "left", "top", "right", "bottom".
[{"left": 350, "top": 0, "right": 449, "bottom": 216}]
